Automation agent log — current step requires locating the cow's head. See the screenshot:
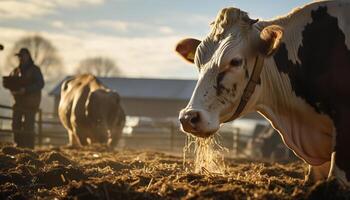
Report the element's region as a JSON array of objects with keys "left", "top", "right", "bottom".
[
  {"left": 85, "top": 89, "right": 122, "bottom": 143},
  {"left": 177, "top": 7, "right": 283, "bottom": 138}
]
